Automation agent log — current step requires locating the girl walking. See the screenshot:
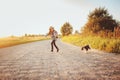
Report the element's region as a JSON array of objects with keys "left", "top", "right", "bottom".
[{"left": 47, "top": 26, "right": 59, "bottom": 52}]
